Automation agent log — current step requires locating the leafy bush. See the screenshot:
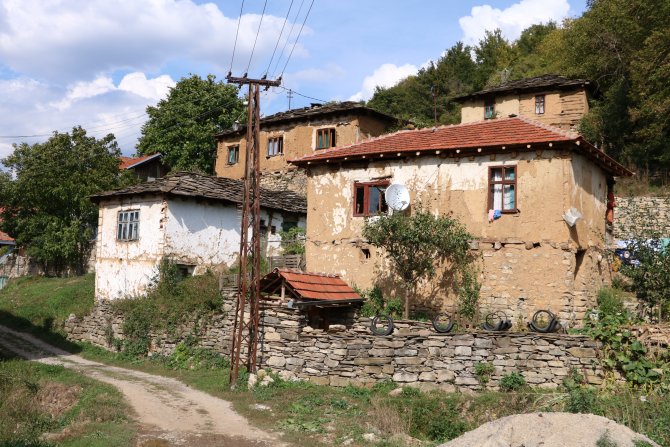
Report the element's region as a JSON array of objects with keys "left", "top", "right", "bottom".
[
  {"left": 597, "top": 287, "right": 626, "bottom": 318},
  {"left": 500, "top": 372, "right": 526, "bottom": 391},
  {"left": 279, "top": 226, "right": 306, "bottom": 255},
  {"left": 474, "top": 361, "right": 495, "bottom": 385},
  {"left": 562, "top": 369, "right": 601, "bottom": 414},
  {"left": 359, "top": 286, "right": 403, "bottom": 319}
]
